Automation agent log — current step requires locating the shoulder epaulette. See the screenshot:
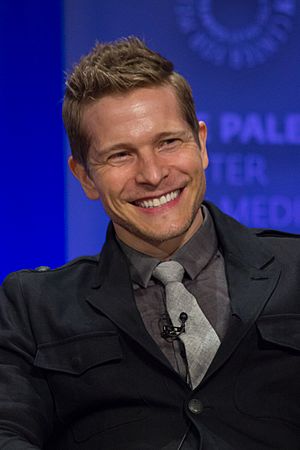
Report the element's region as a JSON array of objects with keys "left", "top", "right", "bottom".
[
  {"left": 256, "top": 229, "right": 300, "bottom": 238},
  {"left": 9, "top": 255, "right": 99, "bottom": 275}
]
